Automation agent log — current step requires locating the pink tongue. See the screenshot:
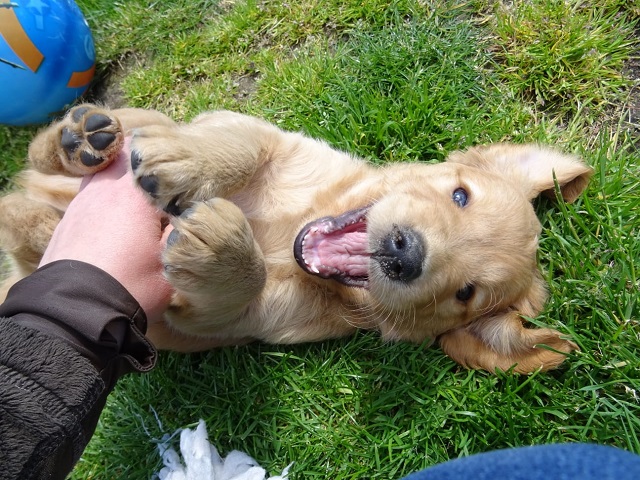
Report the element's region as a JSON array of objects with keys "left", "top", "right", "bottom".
[{"left": 312, "top": 230, "right": 369, "bottom": 276}]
